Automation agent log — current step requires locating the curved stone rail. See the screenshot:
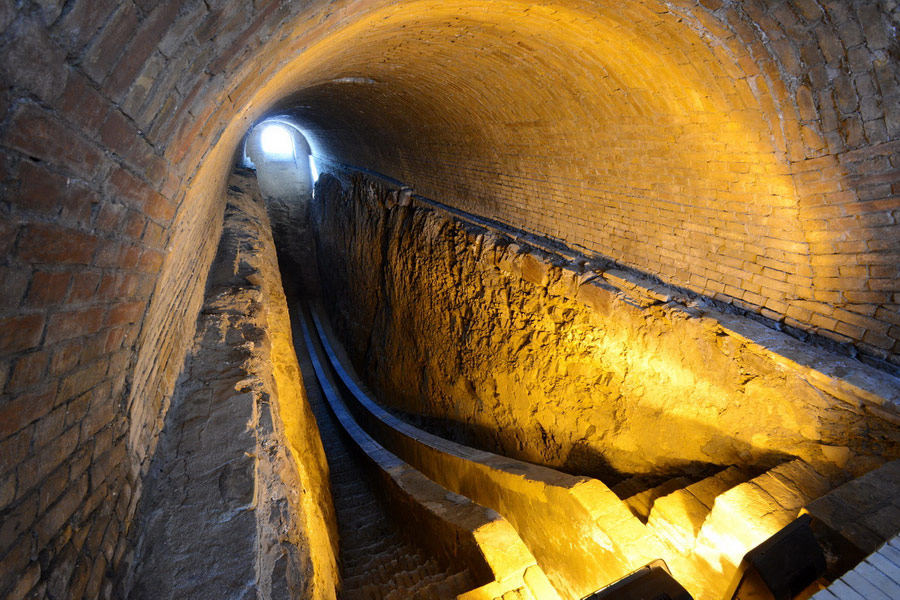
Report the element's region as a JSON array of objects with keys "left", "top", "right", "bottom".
[
  {"left": 308, "top": 303, "right": 669, "bottom": 600},
  {"left": 298, "top": 305, "right": 558, "bottom": 600}
]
